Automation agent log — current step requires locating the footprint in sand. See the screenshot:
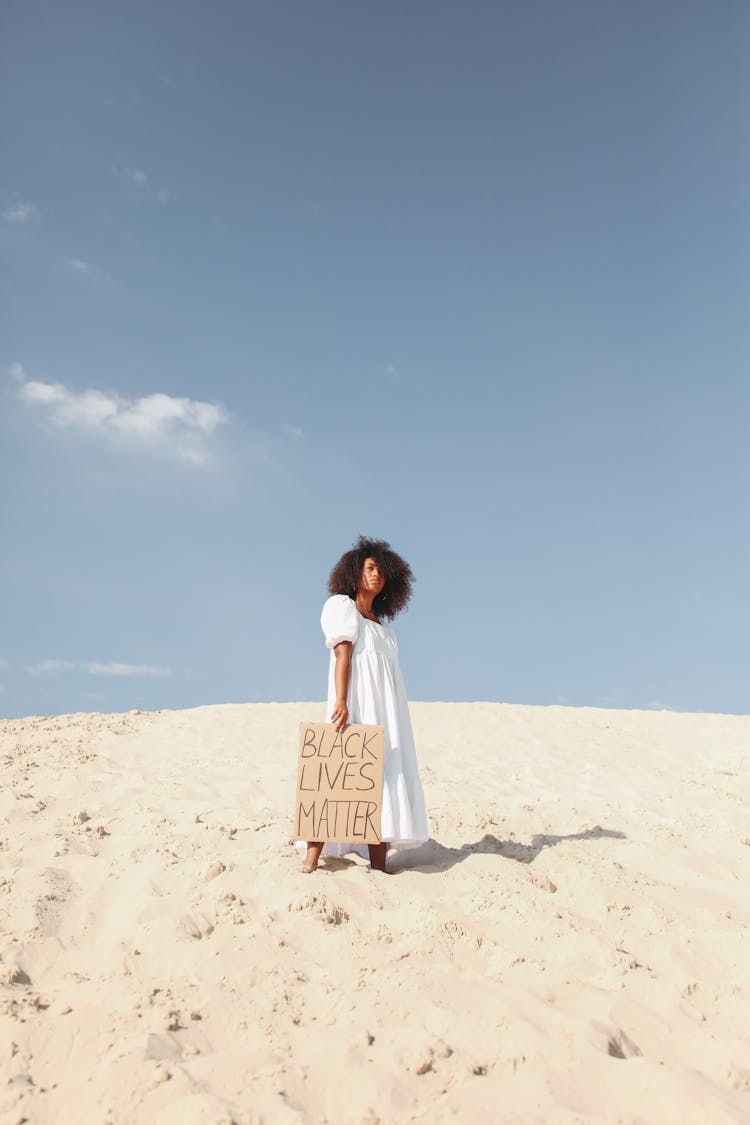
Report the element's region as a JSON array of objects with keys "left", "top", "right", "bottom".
[
  {"left": 176, "top": 912, "right": 216, "bottom": 940},
  {"left": 726, "top": 1065, "right": 750, "bottom": 1092},
  {"left": 590, "top": 1022, "right": 642, "bottom": 1059},
  {"left": 288, "top": 893, "right": 350, "bottom": 926},
  {"left": 7, "top": 966, "right": 31, "bottom": 986},
  {"left": 202, "top": 860, "right": 226, "bottom": 881}
]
